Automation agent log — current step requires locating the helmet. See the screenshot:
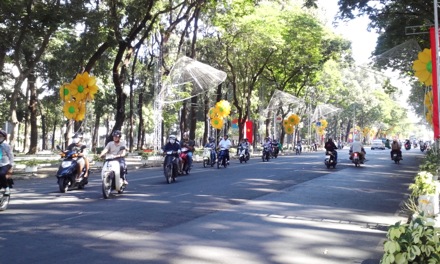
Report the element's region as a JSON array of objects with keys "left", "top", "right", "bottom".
[
  {"left": 112, "top": 130, "right": 122, "bottom": 137},
  {"left": 183, "top": 132, "right": 189, "bottom": 139},
  {"left": 169, "top": 135, "right": 177, "bottom": 143},
  {"left": 0, "top": 130, "right": 7, "bottom": 143},
  {"left": 72, "top": 133, "right": 83, "bottom": 139},
  {"left": 208, "top": 137, "right": 214, "bottom": 142},
  {"left": 224, "top": 134, "right": 229, "bottom": 138}
]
